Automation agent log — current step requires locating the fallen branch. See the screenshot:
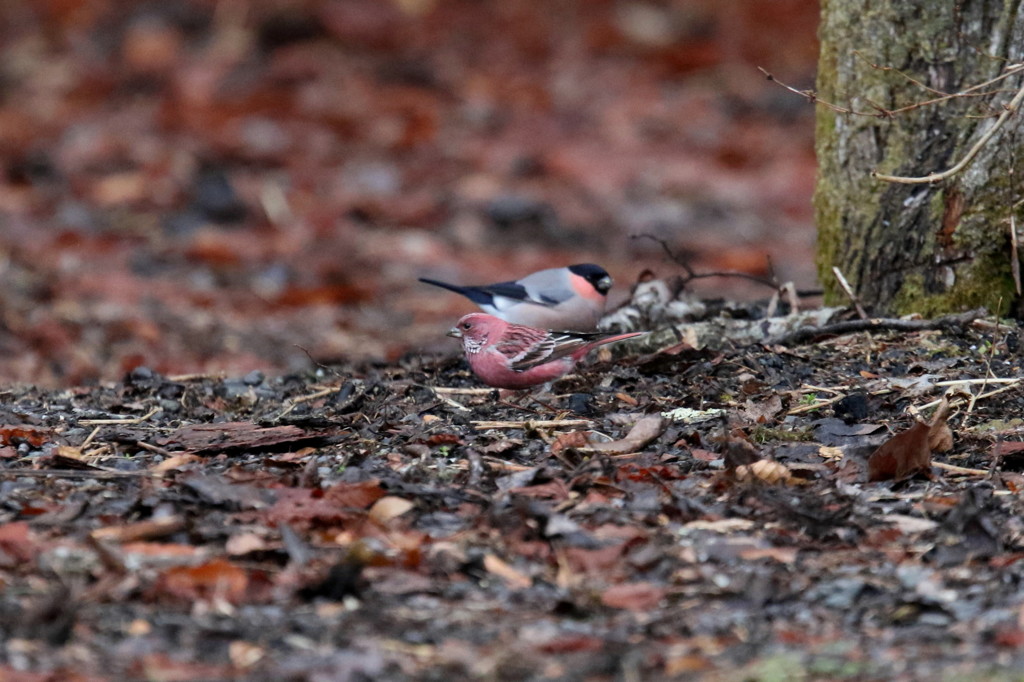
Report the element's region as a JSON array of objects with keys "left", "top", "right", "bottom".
[
  {"left": 932, "top": 461, "right": 990, "bottom": 476},
  {"left": 79, "top": 407, "right": 161, "bottom": 426},
  {"left": 770, "top": 308, "right": 988, "bottom": 346},
  {"left": 473, "top": 419, "right": 594, "bottom": 430}
]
